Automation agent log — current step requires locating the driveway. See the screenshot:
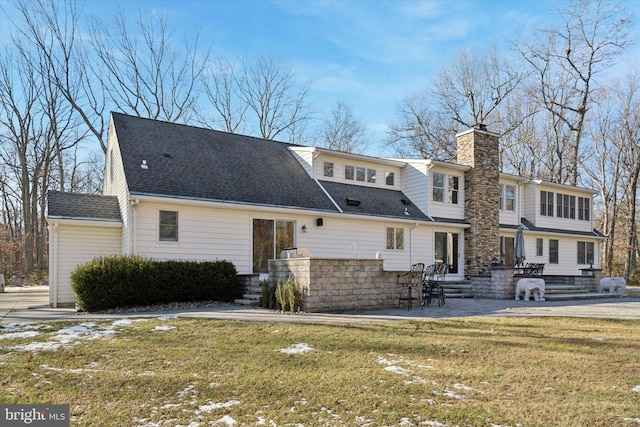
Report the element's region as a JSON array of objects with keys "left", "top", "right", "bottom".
[{"left": 2, "top": 289, "right": 640, "bottom": 324}]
